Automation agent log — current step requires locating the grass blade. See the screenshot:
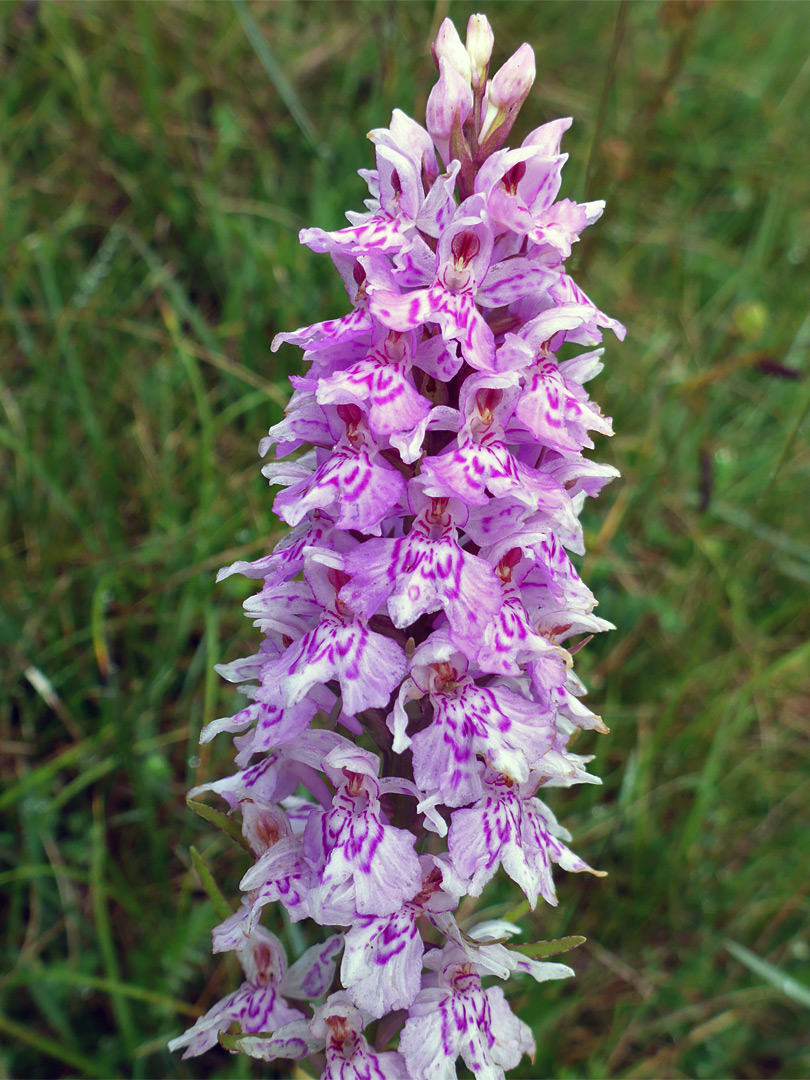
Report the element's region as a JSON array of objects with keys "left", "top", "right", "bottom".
[
  {"left": 231, "top": 0, "right": 326, "bottom": 158},
  {"left": 0, "top": 1011, "right": 107, "bottom": 1078},
  {"left": 189, "top": 846, "right": 234, "bottom": 923},
  {"left": 725, "top": 940, "right": 810, "bottom": 1010}
]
